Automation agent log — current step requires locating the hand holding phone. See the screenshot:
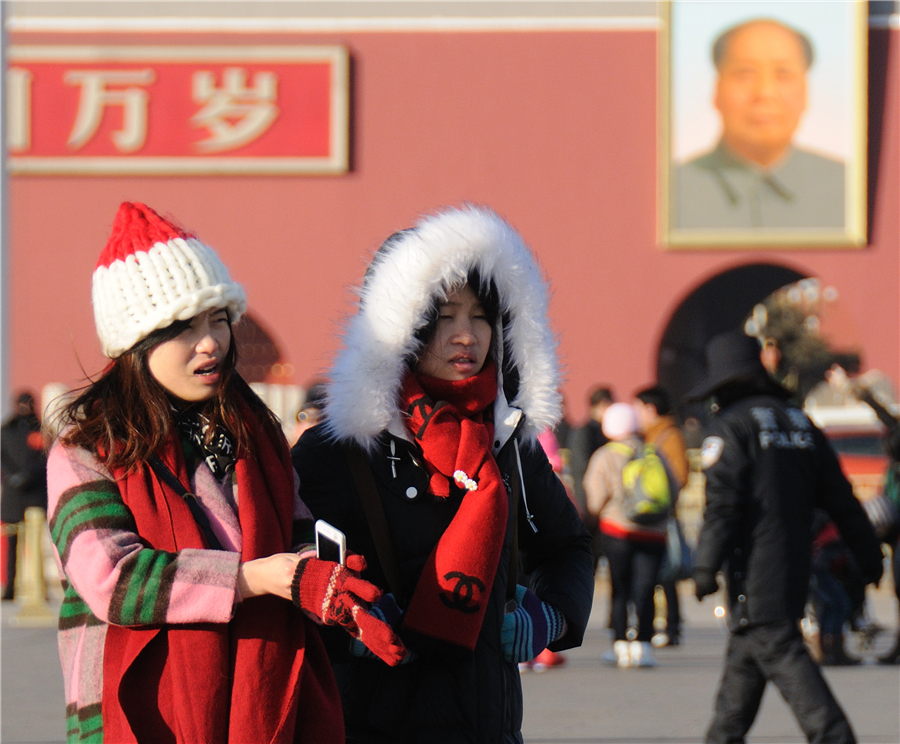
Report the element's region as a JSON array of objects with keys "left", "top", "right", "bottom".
[{"left": 315, "top": 519, "right": 347, "bottom": 566}]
